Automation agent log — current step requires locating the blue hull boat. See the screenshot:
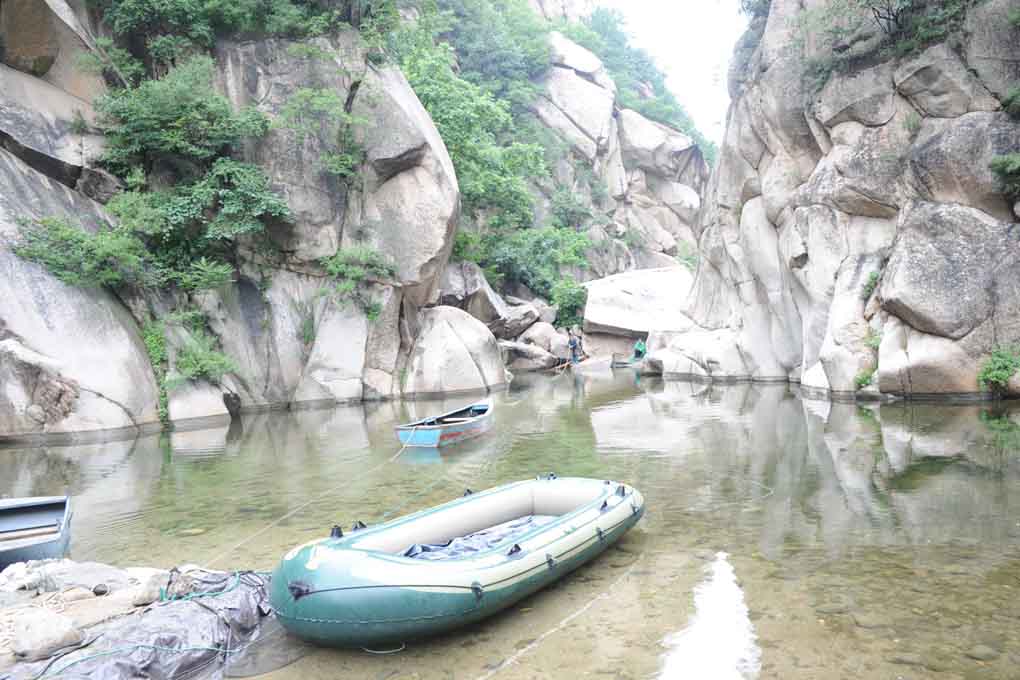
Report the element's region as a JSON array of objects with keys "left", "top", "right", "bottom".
[
  {"left": 0, "top": 496, "right": 73, "bottom": 569},
  {"left": 395, "top": 398, "right": 494, "bottom": 448}
]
